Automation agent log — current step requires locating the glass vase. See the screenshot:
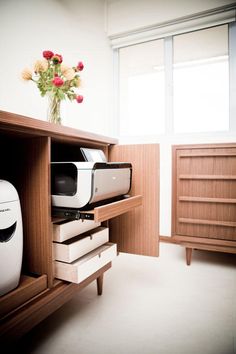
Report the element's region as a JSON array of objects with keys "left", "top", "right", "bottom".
[{"left": 47, "top": 94, "right": 62, "bottom": 124}]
